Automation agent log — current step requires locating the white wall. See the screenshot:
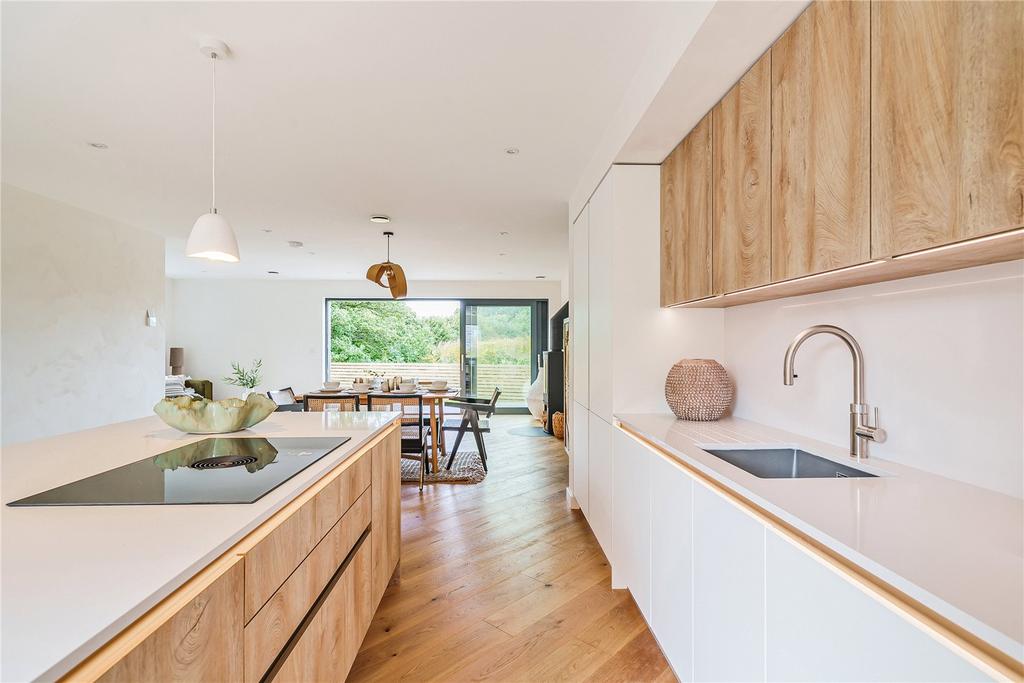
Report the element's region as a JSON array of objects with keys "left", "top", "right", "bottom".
[
  {"left": 608, "top": 165, "right": 724, "bottom": 416},
  {"left": 167, "top": 278, "right": 563, "bottom": 399},
  {"left": 724, "top": 260, "right": 1024, "bottom": 498},
  {"left": 1, "top": 185, "right": 166, "bottom": 445}
]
